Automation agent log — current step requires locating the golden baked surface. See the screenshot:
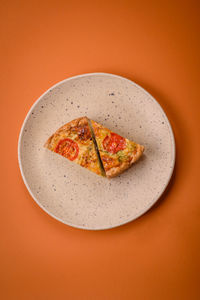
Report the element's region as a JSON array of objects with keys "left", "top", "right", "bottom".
[
  {"left": 91, "top": 120, "right": 144, "bottom": 178},
  {"left": 44, "top": 117, "right": 103, "bottom": 176}
]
